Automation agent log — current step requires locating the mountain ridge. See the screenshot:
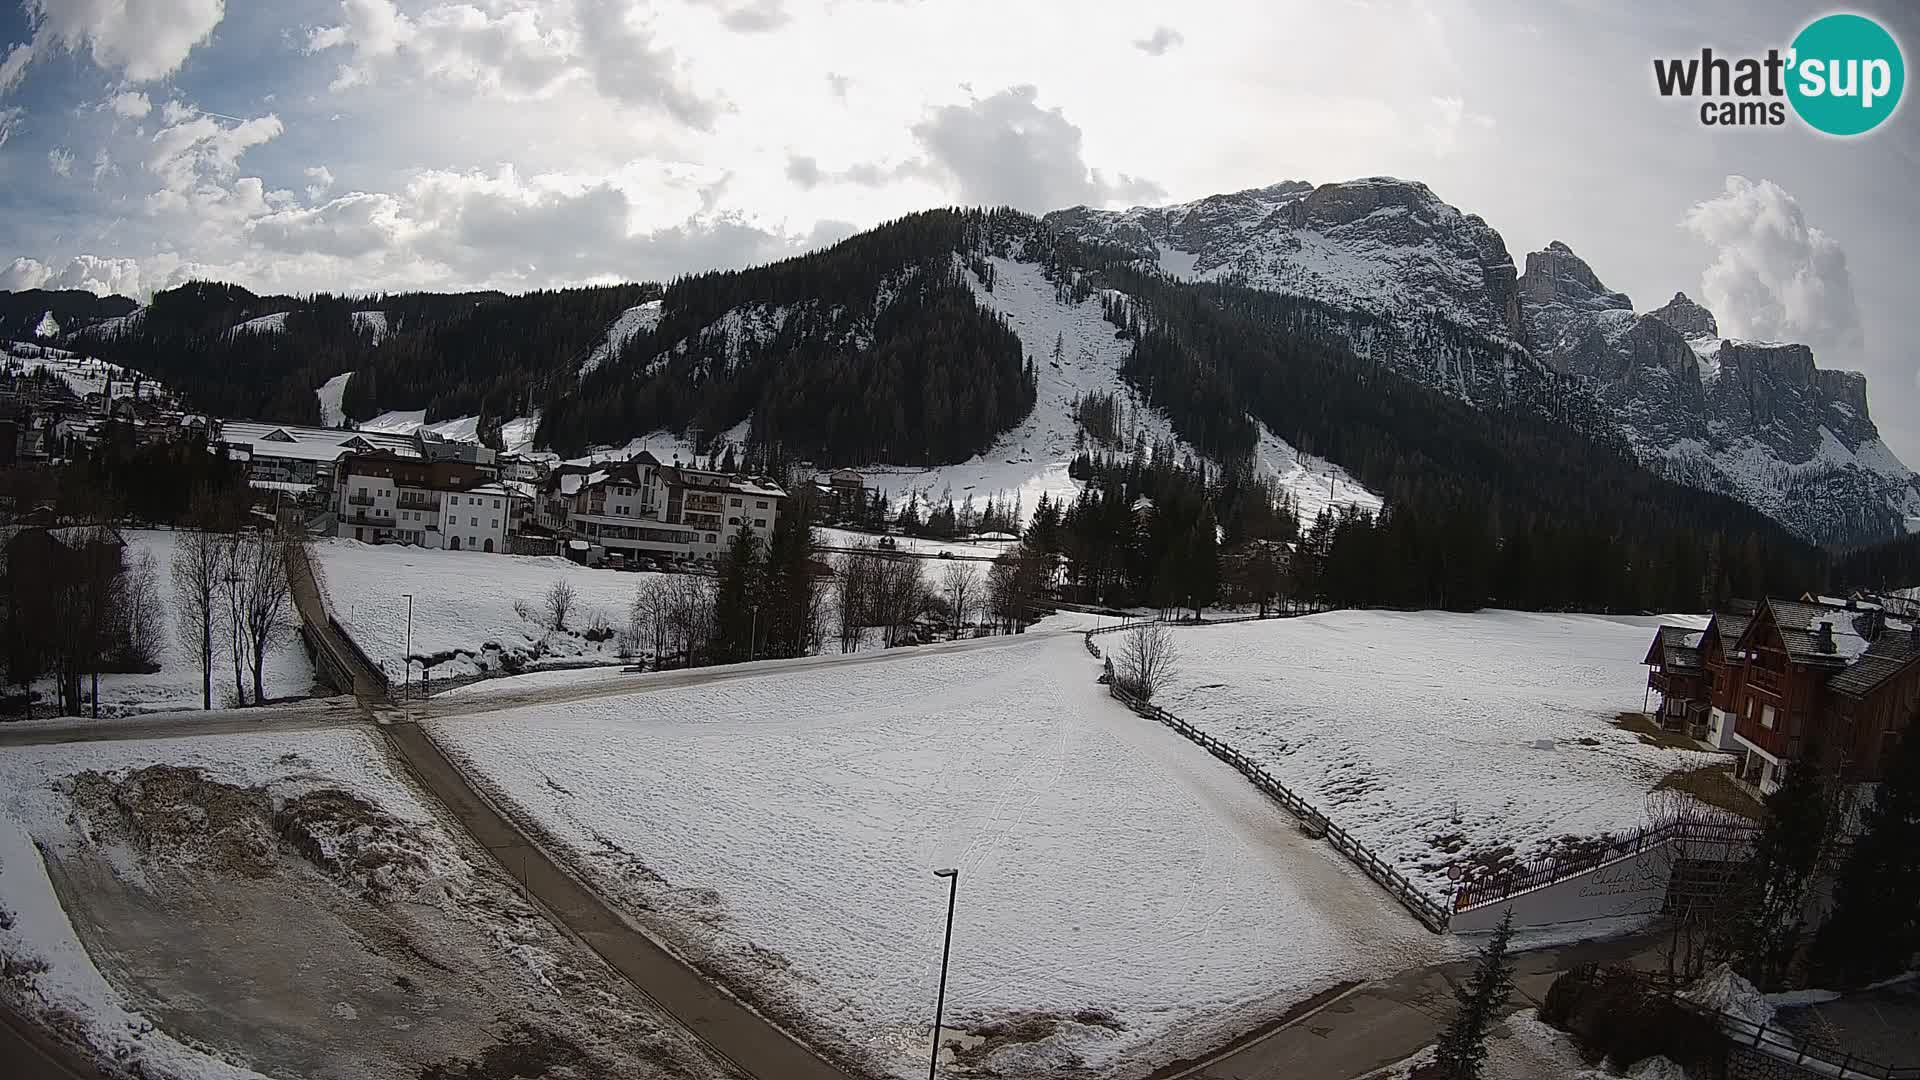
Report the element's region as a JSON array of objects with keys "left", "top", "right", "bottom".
[{"left": 7, "top": 175, "right": 1914, "bottom": 545}]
